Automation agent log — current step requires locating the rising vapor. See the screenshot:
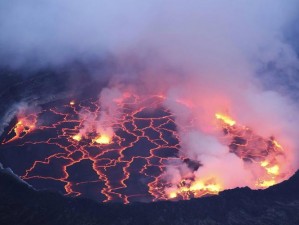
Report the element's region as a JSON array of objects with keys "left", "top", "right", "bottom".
[{"left": 1, "top": 0, "right": 299, "bottom": 200}]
